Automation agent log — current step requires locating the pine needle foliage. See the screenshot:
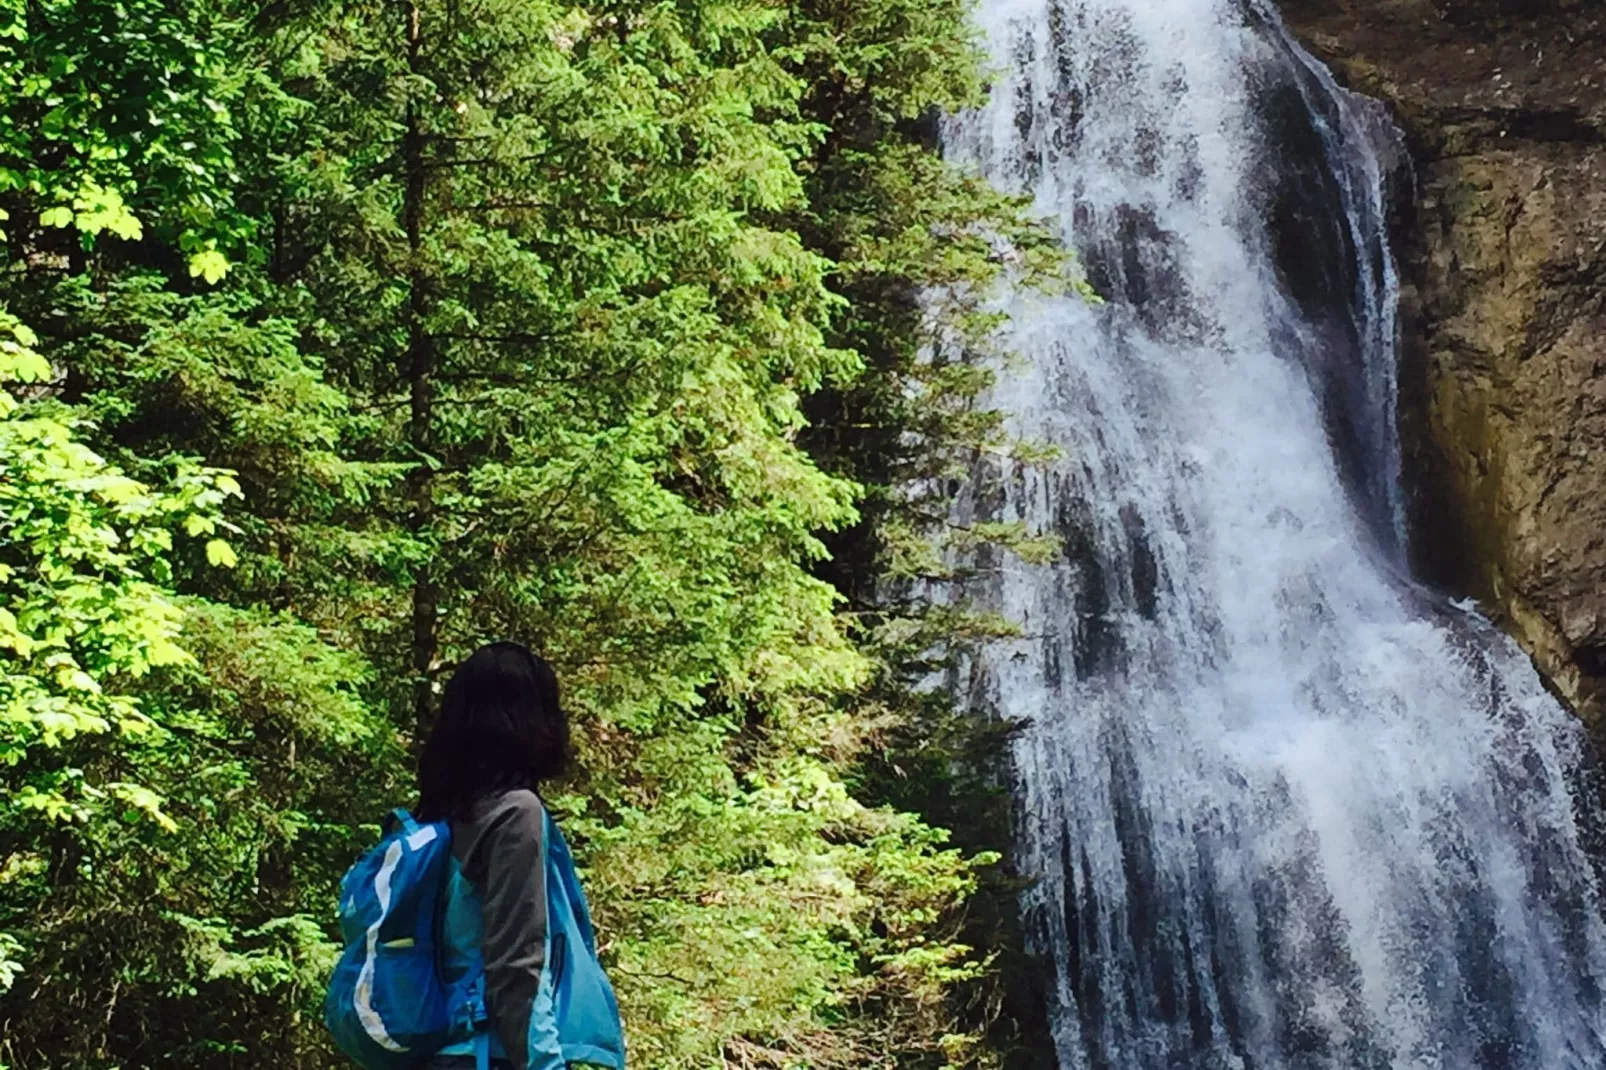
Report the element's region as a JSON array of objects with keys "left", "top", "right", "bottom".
[{"left": 0, "top": 1, "right": 1067, "bottom": 1067}]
